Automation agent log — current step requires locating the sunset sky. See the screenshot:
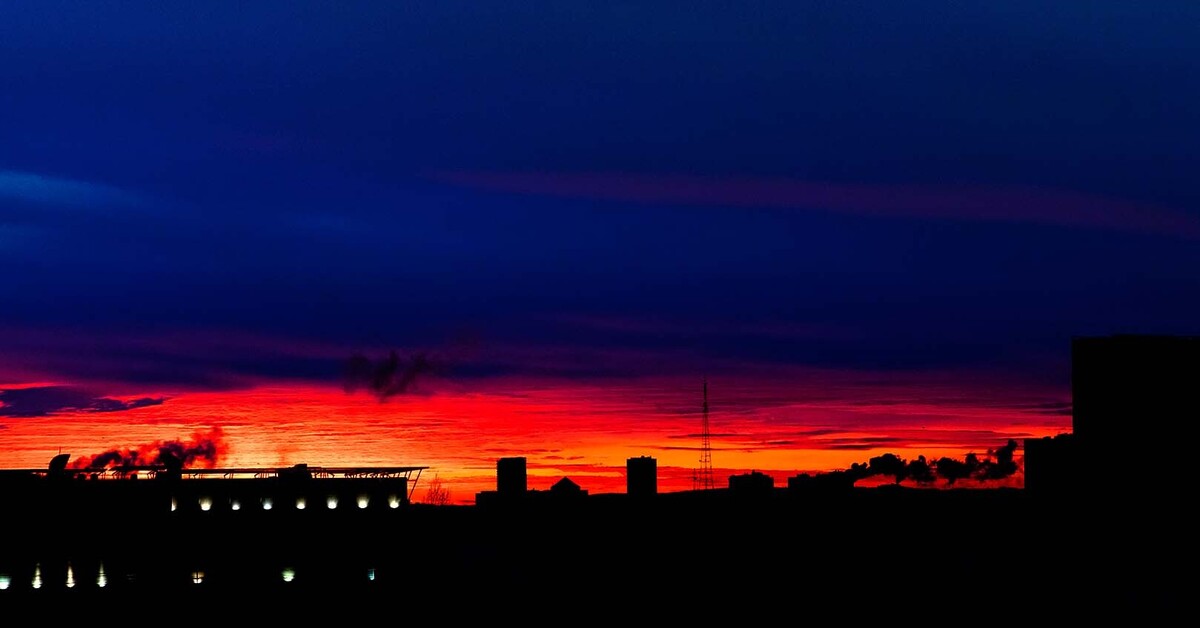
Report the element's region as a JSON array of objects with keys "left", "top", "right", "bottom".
[{"left": 2, "top": 2, "right": 1197, "bottom": 503}]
